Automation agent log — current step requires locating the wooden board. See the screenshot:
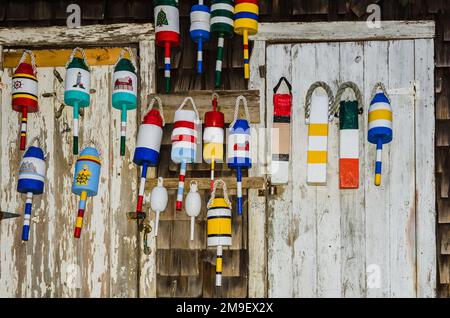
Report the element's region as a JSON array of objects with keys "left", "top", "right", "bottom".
[{"left": 146, "top": 177, "right": 265, "bottom": 191}]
